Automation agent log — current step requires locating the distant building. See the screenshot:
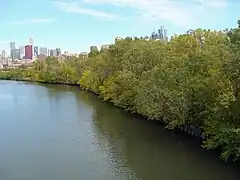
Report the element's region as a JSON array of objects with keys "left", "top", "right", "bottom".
[
  {"left": 34, "top": 46, "right": 38, "bottom": 57},
  {"left": 25, "top": 45, "right": 33, "bottom": 59},
  {"left": 48, "top": 49, "right": 50, "bottom": 56},
  {"left": 158, "top": 27, "right": 163, "bottom": 39},
  {"left": 64, "top": 51, "right": 69, "bottom": 56},
  {"left": 39, "top": 47, "right": 48, "bottom": 56},
  {"left": 10, "top": 42, "right": 15, "bottom": 50},
  {"left": 80, "top": 52, "right": 88, "bottom": 55},
  {"left": 56, "top": 48, "right": 61, "bottom": 56},
  {"left": 90, "top": 46, "right": 98, "bottom": 53},
  {"left": 10, "top": 42, "right": 16, "bottom": 59},
  {"left": 50, "top": 49, "right": 57, "bottom": 57},
  {"left": 1, "top": 50, "right": 6, "bottom": 59},
  {"left": 11, "top": 49, "right": 20, "bottom": 60},
  {"left": 164, "top": 29, "right": 168, "bottom": 41},
  {"left": 19, "top": 45, "right": 25, "bottom": 59},
  {"left": 101, "top": 44, "right": 110, "bottom": 50},
  {"left": 80, "top": 52, "right": 88, "bottom": 59},
  {"left": 150, "top": 26, "right": 168, "bottom": 41}
]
